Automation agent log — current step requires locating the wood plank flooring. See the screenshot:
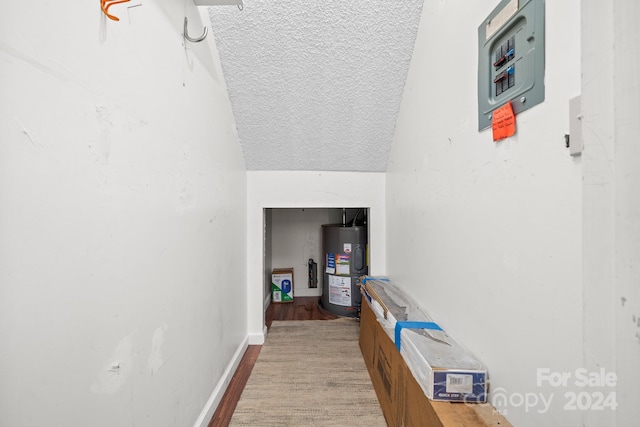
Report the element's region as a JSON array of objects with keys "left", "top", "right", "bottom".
[
  {"left": 208, "top": 297, "right": 339, "bottom": 427},
  {"left": 265, "top": 296, "right": 339, "bottom": 327}
]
